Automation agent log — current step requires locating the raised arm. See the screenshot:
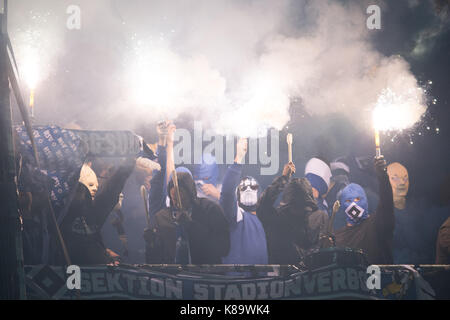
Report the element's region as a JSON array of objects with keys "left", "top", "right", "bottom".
[
  {"left": 148, "top": 145, "right": 167, "bottom": 223},
  {"left": 373, "top": 156, "right": 395, "bottom": 235},
  {"left": 165, "top": 122, "right": 176, "bottom": 186},
  {"left": 148, "top": 122, "right": 171, "bottom": 223},
  {"left": 256, "top": 162, "right": 295, "bottom": 218},
  {"left": 220, "top": 138, "right": 247, "bottom": 226},
  {"left": 92, "top": 158, "right": 136, "bottom": 227}
]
